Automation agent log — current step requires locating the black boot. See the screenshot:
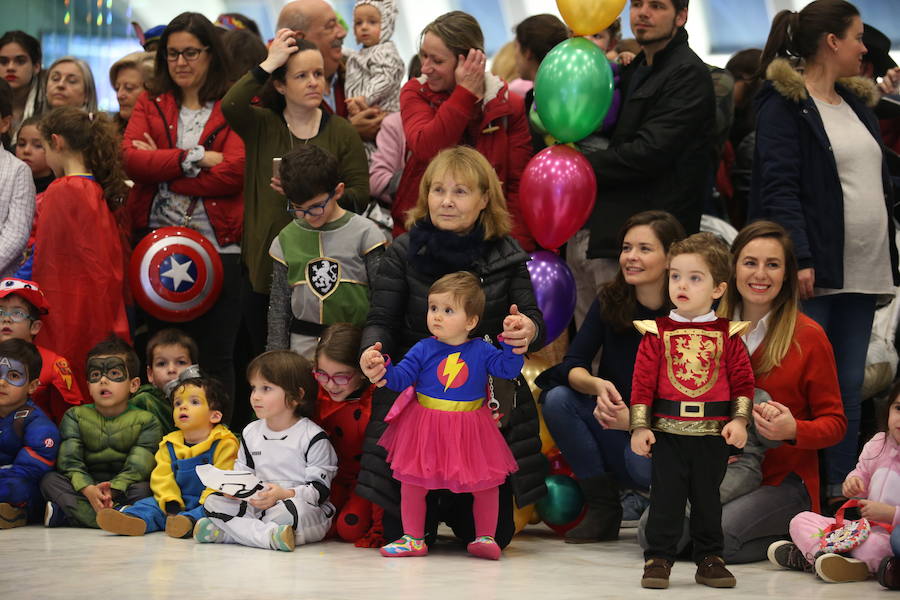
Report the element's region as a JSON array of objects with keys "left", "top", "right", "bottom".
[{"left": 564, "top": 474, "right": 622, "bottom": 543}]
